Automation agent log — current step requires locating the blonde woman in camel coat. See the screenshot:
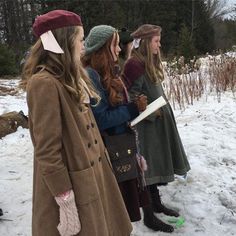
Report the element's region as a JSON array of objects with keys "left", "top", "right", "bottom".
[{"left": 21, "top": 10, "right": 132, "bottom": 236}]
